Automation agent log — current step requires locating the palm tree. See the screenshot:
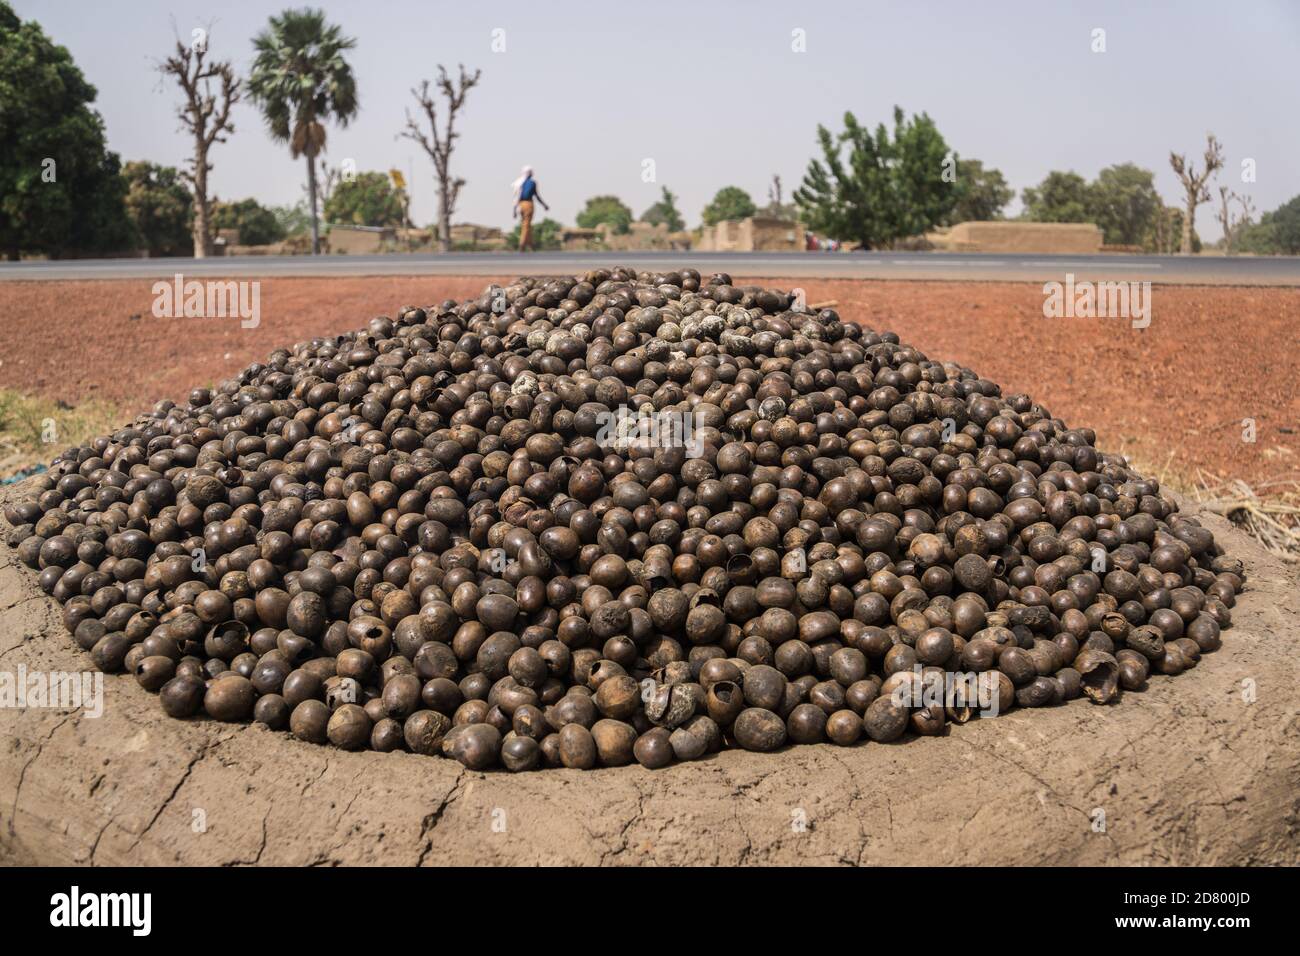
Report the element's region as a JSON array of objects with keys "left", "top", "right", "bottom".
[{"left": 247, "top": 9, "right": 358, "bottom": 255}]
